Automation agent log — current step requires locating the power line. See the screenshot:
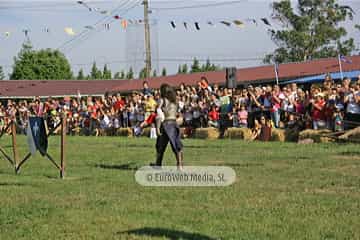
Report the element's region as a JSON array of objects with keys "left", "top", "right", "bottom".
[
  {"left": 57, "top": 0, "right": 134, "bottom": 52},
  {"left": 61, "top": 0, "right": 141, "bottom": 53},
  {"left": 150, "top": 1, "right": 245, "bottom": 11}
]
